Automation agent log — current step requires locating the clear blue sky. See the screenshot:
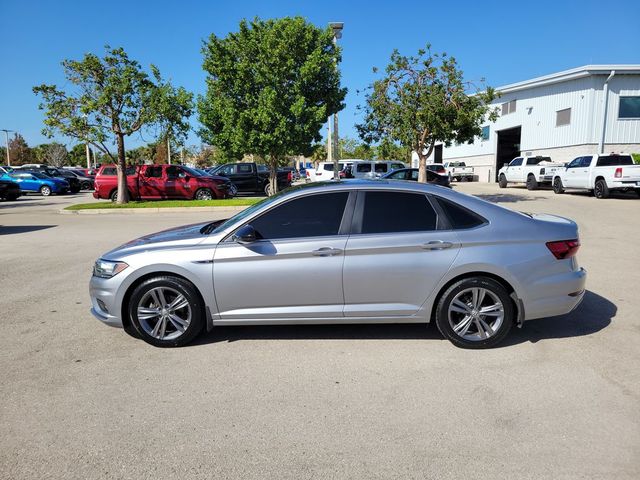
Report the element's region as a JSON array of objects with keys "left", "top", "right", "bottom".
[{"left": 1, "top": 0, "right": 639, "bottom": 150}]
